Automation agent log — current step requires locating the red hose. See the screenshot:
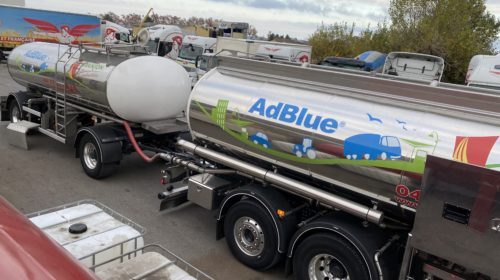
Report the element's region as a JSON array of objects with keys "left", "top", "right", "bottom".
[{"left": 123, "top": 121, "right": 161, "bottom": 163}]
